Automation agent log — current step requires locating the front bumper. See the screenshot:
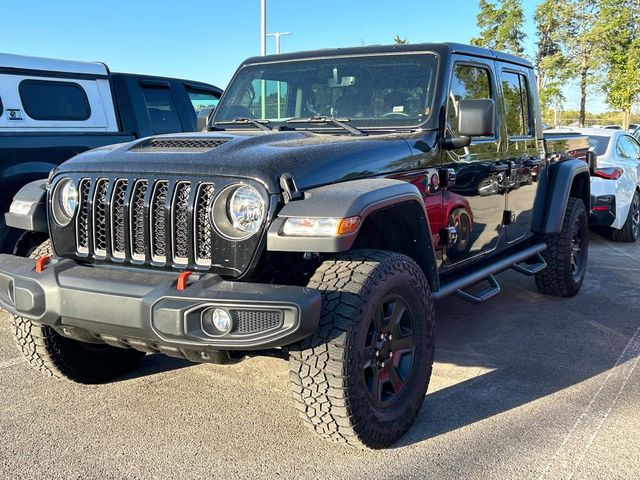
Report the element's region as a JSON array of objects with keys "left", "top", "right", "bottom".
[{"left": 0, "top": 254, "right": 321, "bottom": 357}]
